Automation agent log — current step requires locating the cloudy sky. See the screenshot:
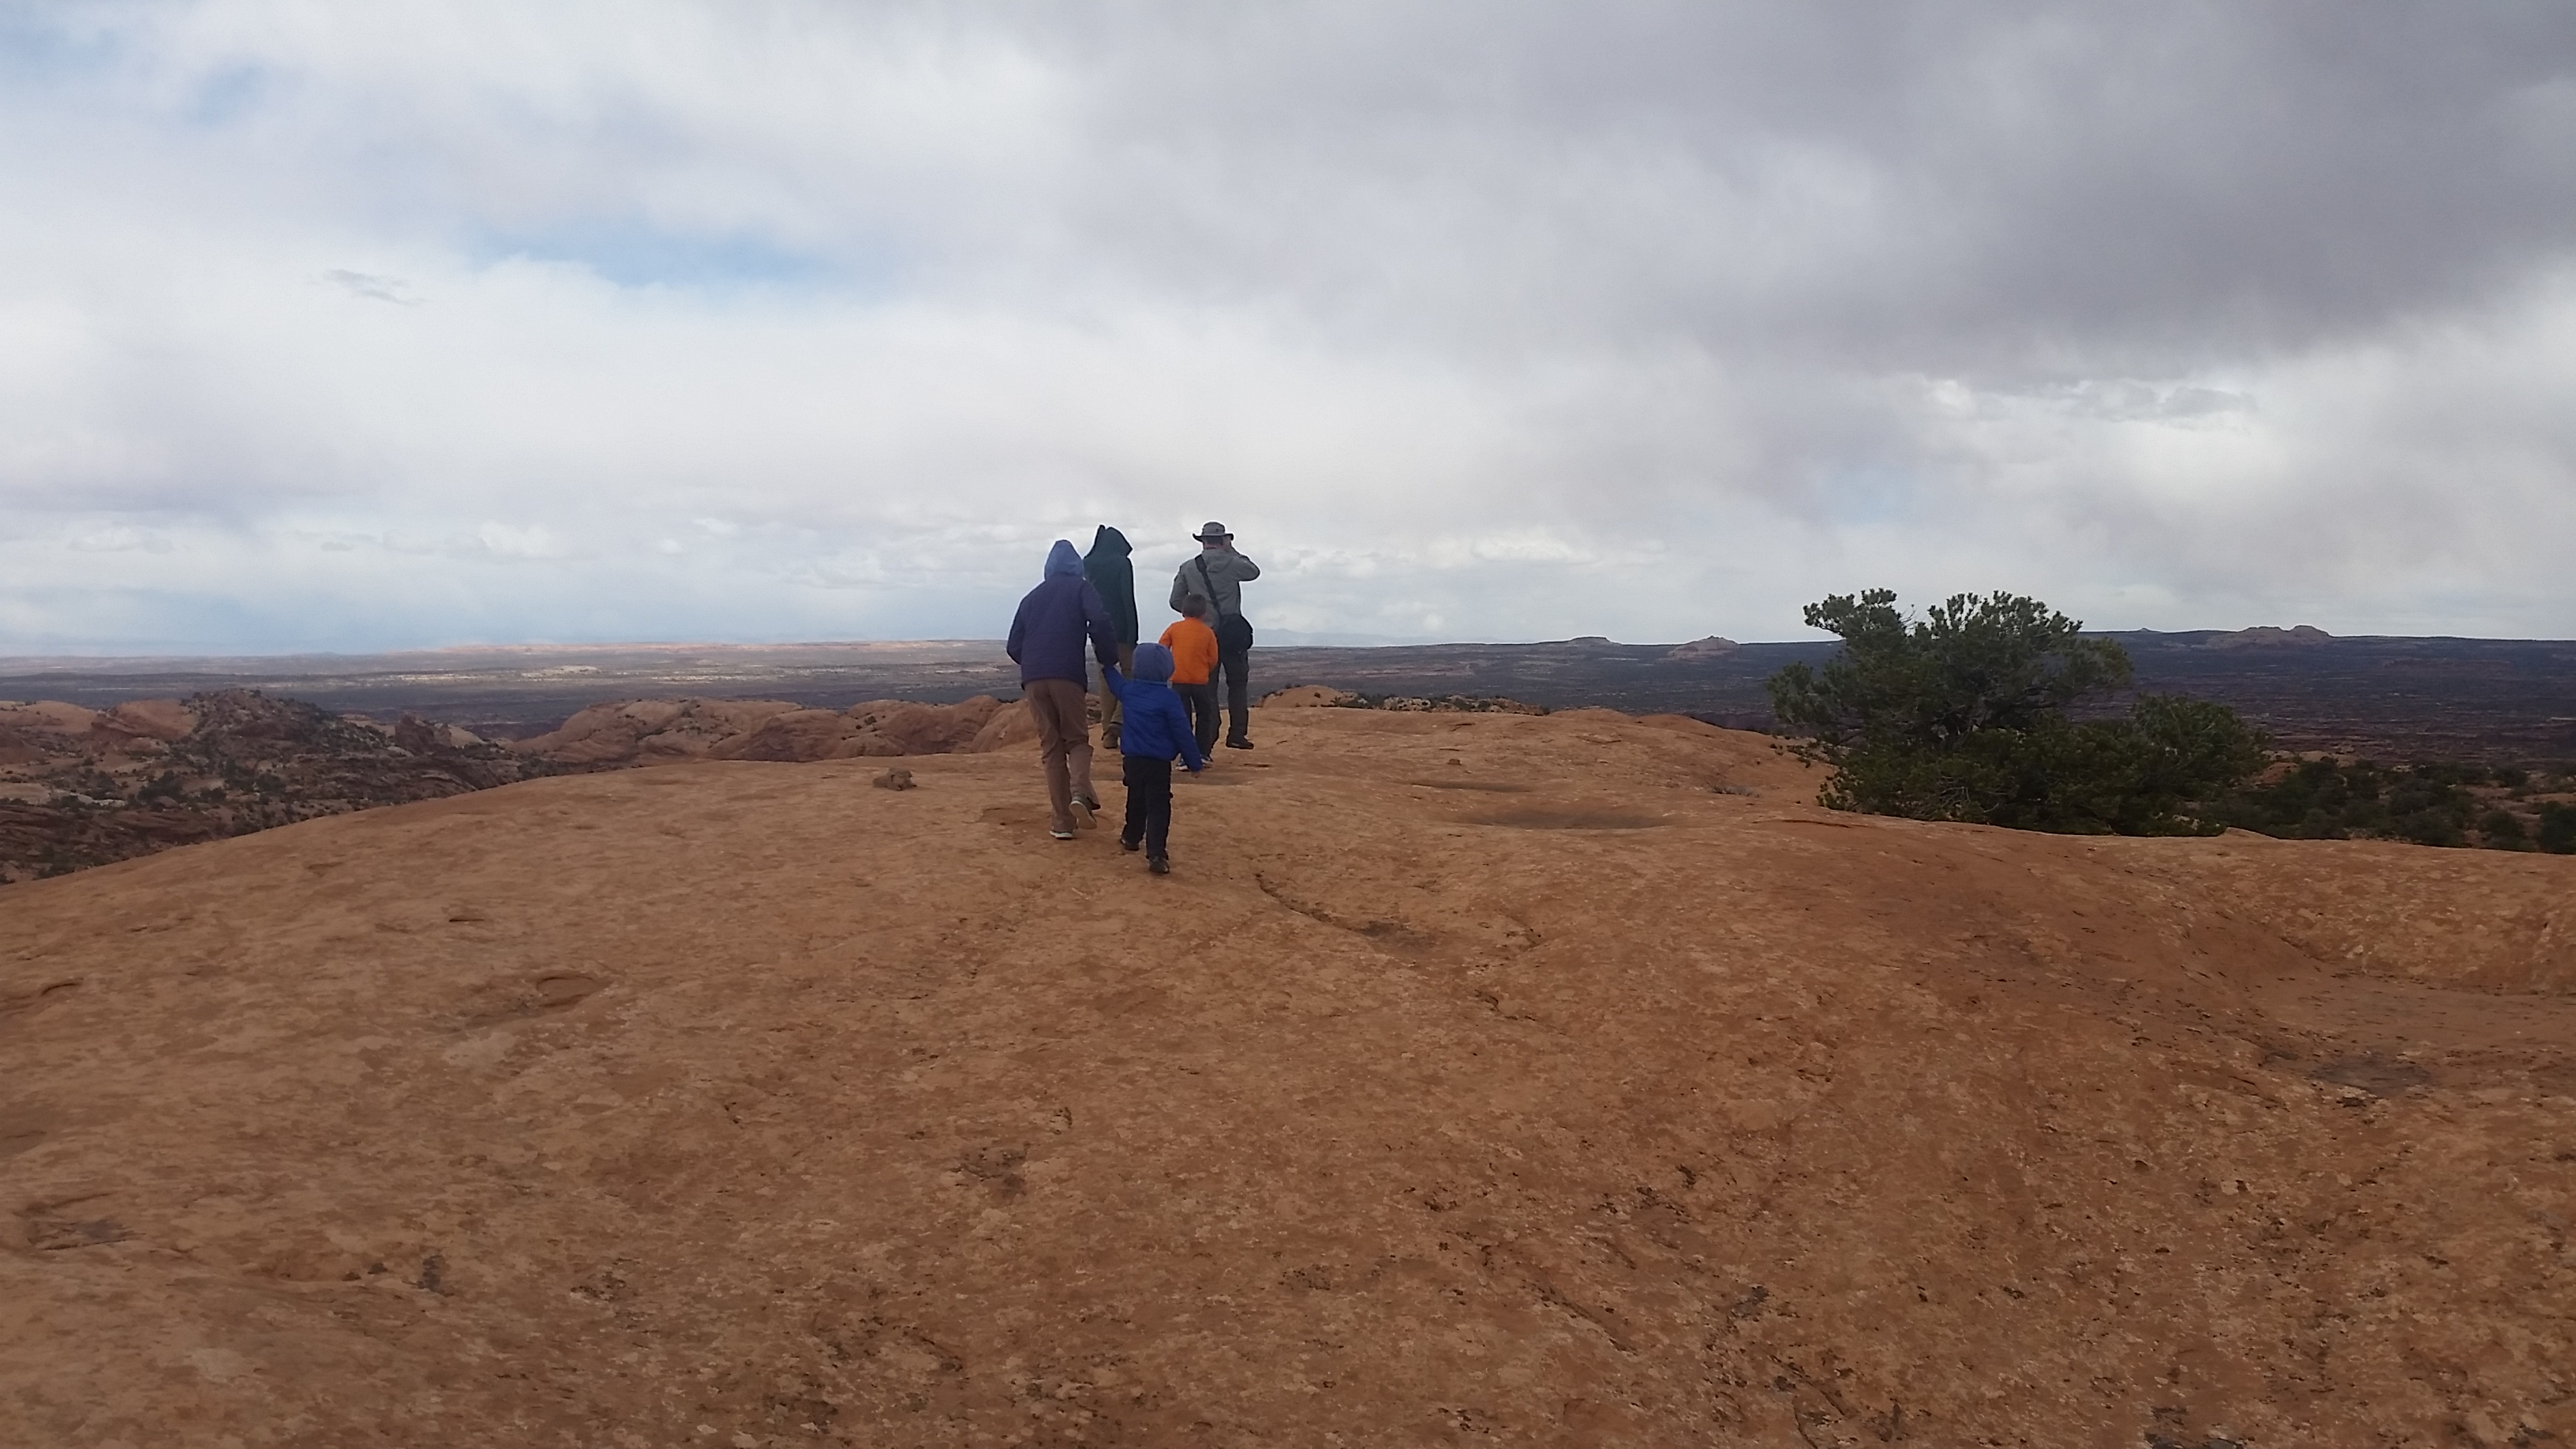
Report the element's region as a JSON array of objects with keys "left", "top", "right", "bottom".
[{"left": 4, "top": 2, "right": 2574, "bottom": 653}]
